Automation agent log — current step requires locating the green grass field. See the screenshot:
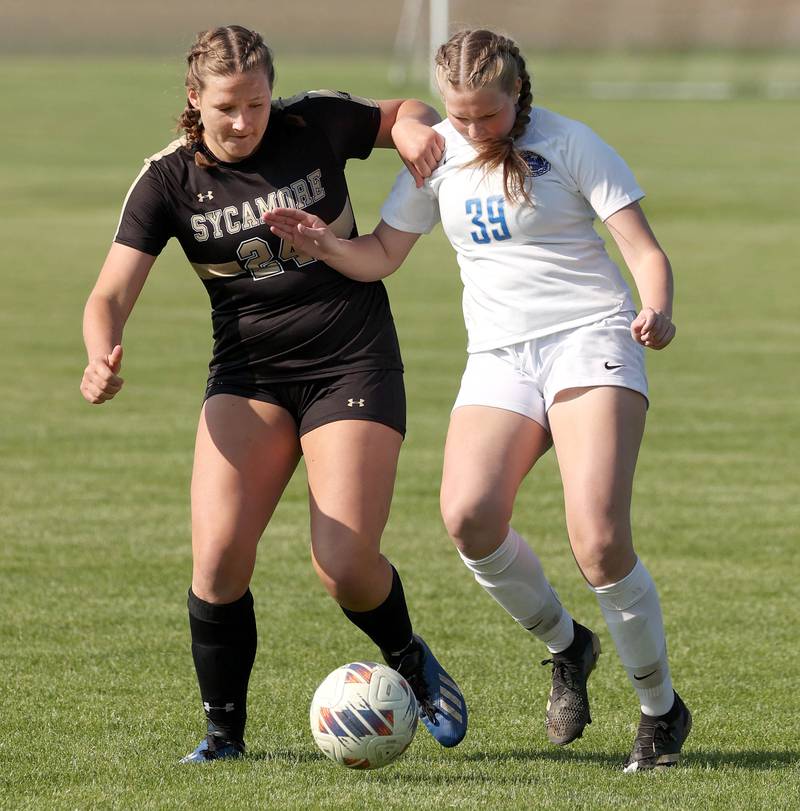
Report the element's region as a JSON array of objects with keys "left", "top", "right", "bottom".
[{"left": 1, "top": 54, "right": 799, "bottom": 809}]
